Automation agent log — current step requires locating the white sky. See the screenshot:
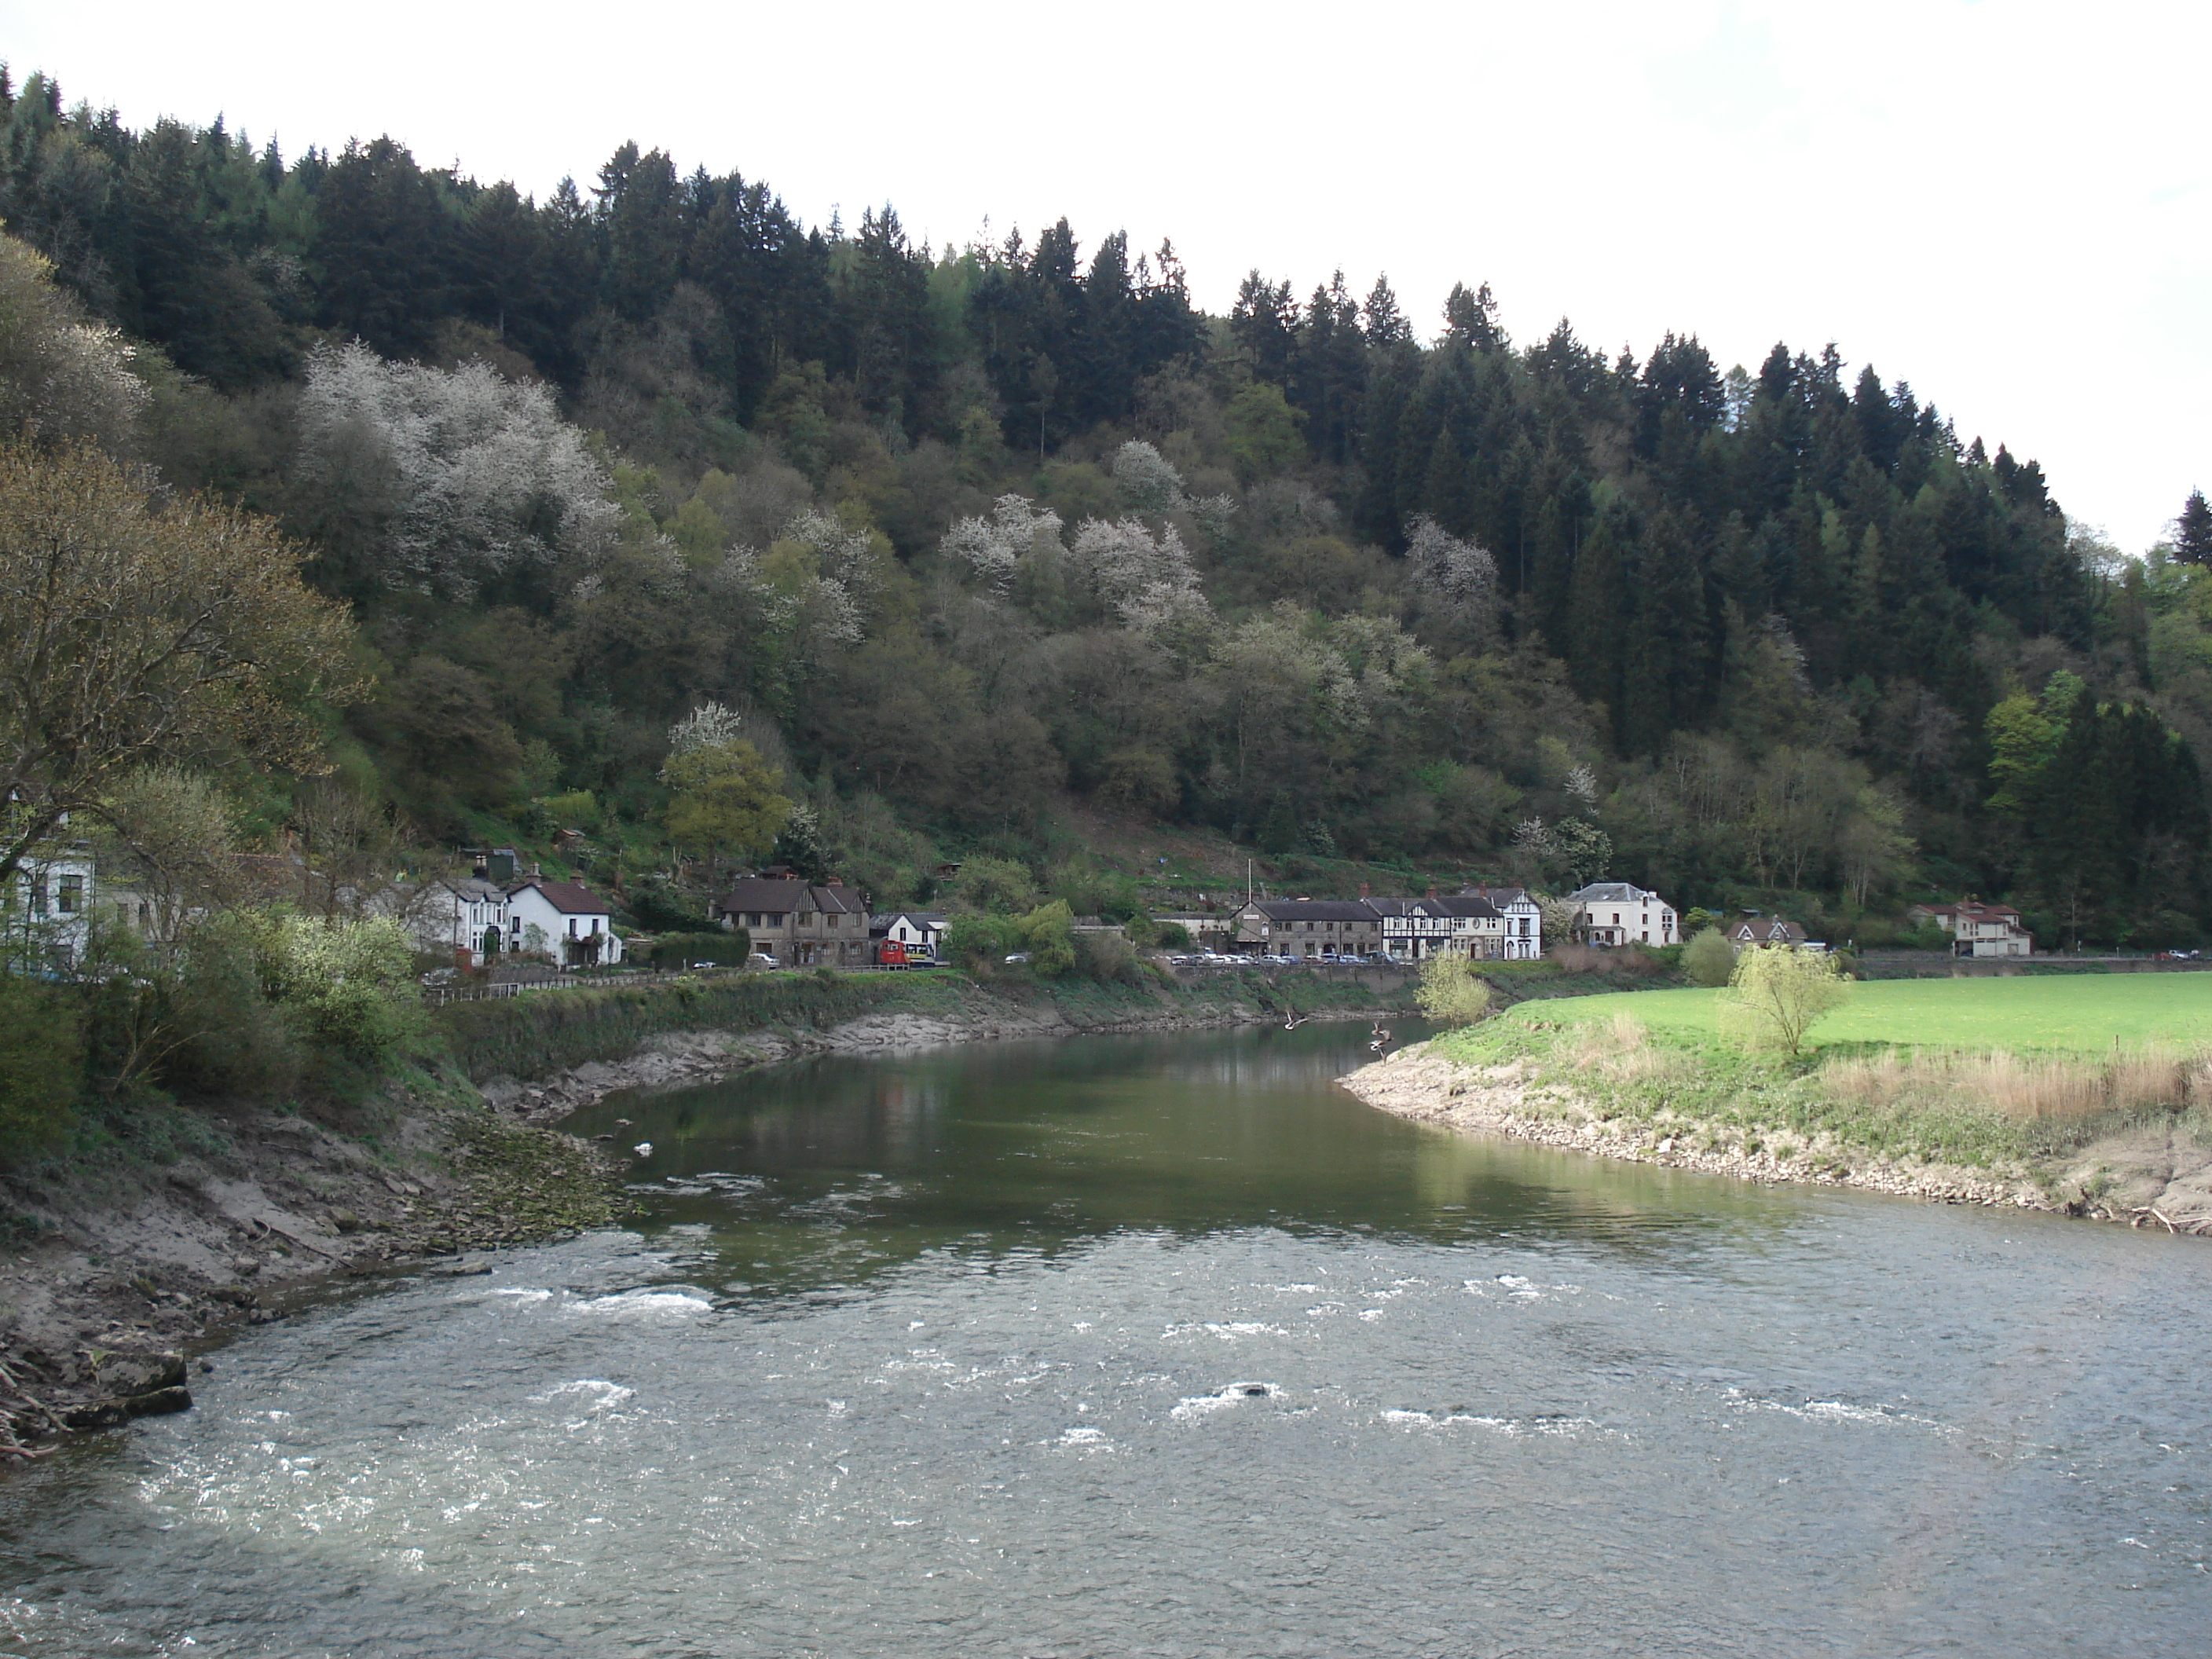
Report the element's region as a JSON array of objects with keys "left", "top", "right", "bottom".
[{"left": 7, "top": 0, "right": 2204, "bottom": 552}]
